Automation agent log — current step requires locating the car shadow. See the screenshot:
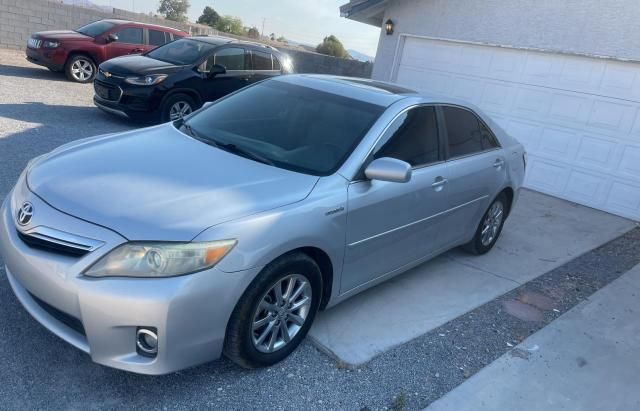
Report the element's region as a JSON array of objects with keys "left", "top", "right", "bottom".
[{"left": 0, "top": 63, "right": 70, "bottom": 83}]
